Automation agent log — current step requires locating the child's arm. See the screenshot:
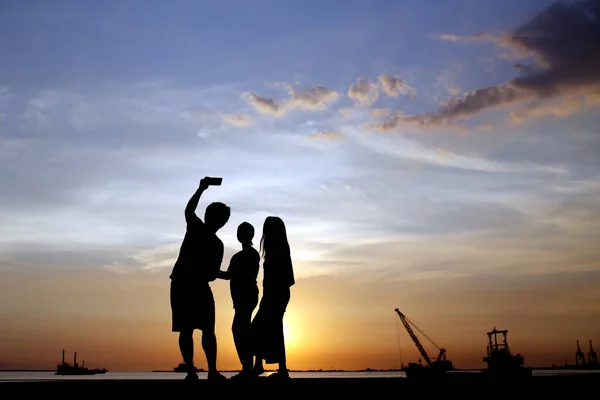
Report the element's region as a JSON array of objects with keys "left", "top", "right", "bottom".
[
  {"left": 218, "top": 255, "right": 237, "bottom": 280},
  {"left": 217, "top": 270, "right": 230, "bottom": 280}
]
